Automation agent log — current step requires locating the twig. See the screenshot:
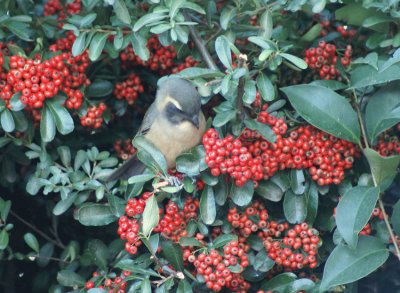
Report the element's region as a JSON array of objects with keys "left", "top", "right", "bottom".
[
  {"left": 10, "top": 210, "right": 65, "bottom": 250},
  {"left": 183, "top": 11, "right": 218, "bottom": 71},
  {"left": 378, "top": 198, "right": 400, "bottom": 260}
]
